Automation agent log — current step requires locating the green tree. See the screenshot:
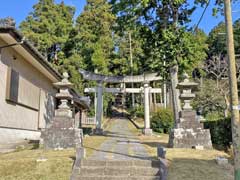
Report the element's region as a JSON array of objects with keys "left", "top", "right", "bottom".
[
  {"left": 111, "top": 0, "right": 208, "bottom": 122},
  {"left": 67, "top": 0, "right": 115, "bottom": 74},
  {"left": 111, "top": 30, "right": 145, "bottom": 76},
  {"left": 60, "top": 54, "right": 86, "bottom": 94},
  {"left": 20, "top": 0, "right": 75, "bottom": 61},
  {"left": 111, "top": 2, "right": 146, "bottom": 75},
  {"left": 207, "top": 22, "right": 226, "bottom": 56},
  {"left": 207, "top": 19, "right": 240, "bottom": 57}
]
